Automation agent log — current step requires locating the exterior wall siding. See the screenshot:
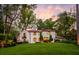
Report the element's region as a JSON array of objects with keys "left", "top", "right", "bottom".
[{"left": 17, "top": 30, "right": 56, "bottom": 43}]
